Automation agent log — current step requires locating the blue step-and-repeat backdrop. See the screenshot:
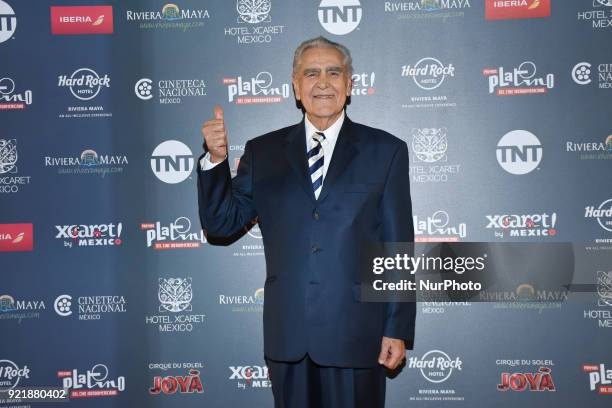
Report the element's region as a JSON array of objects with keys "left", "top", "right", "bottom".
[{"left": 1, "top": 0, "right": 612, "bottom": 407}]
